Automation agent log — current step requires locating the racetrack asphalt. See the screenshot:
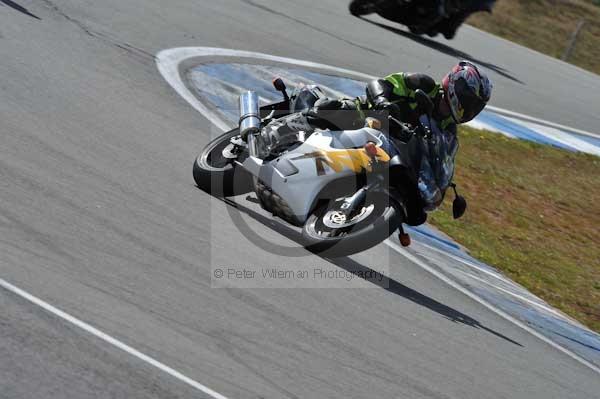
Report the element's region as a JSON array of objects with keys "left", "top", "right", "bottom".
[{"left": 1, "top": 0, "right": 600, "bottom": 398}]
